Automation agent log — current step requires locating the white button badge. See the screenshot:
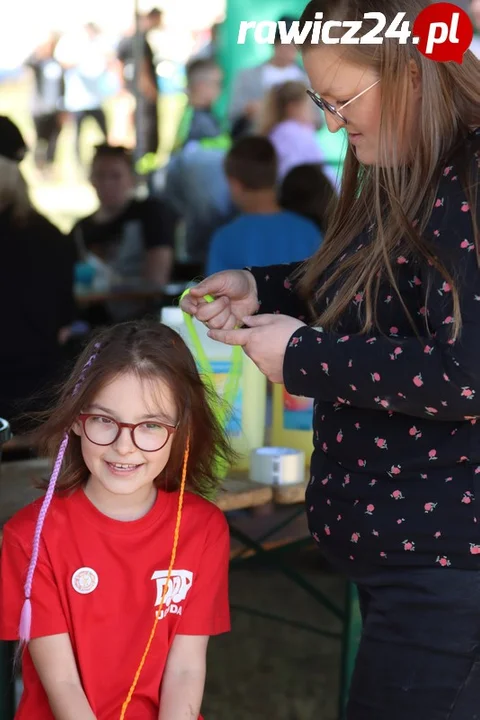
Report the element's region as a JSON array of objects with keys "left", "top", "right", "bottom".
[{"left": 72, "top": 567, "right": 99, "bottom": 595}]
